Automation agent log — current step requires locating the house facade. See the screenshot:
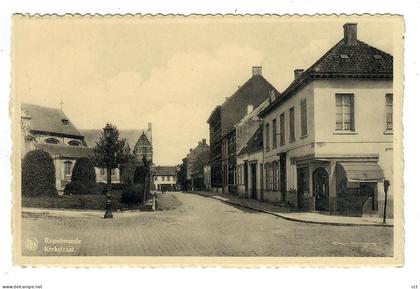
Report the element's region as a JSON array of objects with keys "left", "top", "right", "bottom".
[
  {"left": 208, "top": 66, "right": 280, "bottom": 194},
  {"left": 235, "top": 99, "right": 269, "bottom": 199},
  {"left": 259, "top": 23, "right": 393, "bottom": 217},
  {"left": 184, "top": 139, "right": 210, "bottom": 191},
  {"left": 152, "top": 166, "right": 177, "bottom": 191}
]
